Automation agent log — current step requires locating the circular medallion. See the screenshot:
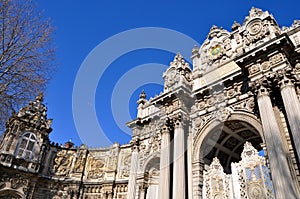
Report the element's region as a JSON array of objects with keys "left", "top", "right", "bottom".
[
  {"left": 248, "top": 20, "right": 262, "bottom": 36},
  {"left": 249, "top": 184, "right": 263, "bottom": 199},
  {"left": 210, "top": 45, "right": 222, "bottom": 57},
  {"left": 214, "top": 194, "right": 221, "bottom": 199},
  {"left": 165, "top": 68, "right": 178, "bottom": 88}
]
